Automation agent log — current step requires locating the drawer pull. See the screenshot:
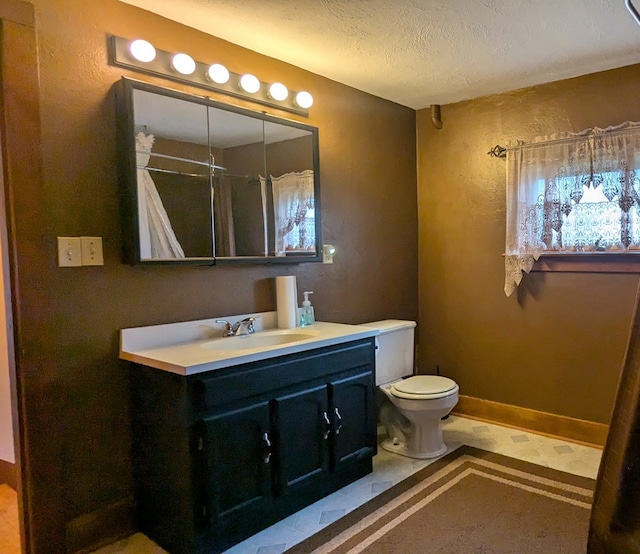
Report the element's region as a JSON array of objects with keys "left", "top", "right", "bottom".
[
  {"left": 322, "top": 411, "right": 331, "bottom": 439},
  {"left": 262, "top": 432, "right": 272, "bottom": 464},
  {"left": 334, "top": 408, "right": 343, "bottom": 435}
]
